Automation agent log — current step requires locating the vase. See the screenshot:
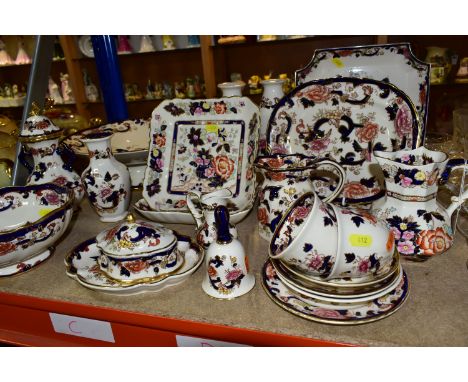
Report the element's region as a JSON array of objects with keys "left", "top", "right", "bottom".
[
  {"left": 217, "top": 82, "right": 245, "bottom": 97},
  {"left": 80, "top": 131, "right": 131, "bottom": 222},
  {"left": 259, "top": 79, "right": 284, "bottom": 155}
]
